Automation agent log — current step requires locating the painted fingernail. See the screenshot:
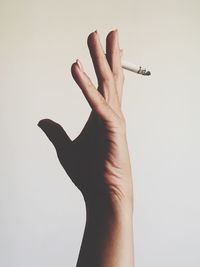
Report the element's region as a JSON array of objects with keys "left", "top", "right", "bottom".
[{"left": 76, "top": 59, "right": 84, "bottom": 72}]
